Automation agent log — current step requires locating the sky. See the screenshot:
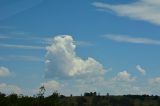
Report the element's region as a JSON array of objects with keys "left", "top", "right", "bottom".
[{"left": 0, "top": 0, "right": 160, "bottom": 96}]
